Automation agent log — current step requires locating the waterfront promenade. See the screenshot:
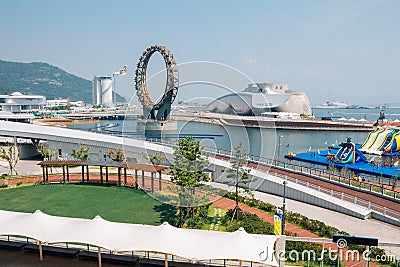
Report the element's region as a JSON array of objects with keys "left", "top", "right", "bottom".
[
  {"left": 0, "top": 120, "right": 398, "bottom": 225},
  {"left": 3, "top": 159, "right": 400, "bottom": 245},
  {"left": 1, "top": 168, "right": 398, "bottom": 266},
  {"left": 173, "top": 112, "right": 374, "bottom": 131}
]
